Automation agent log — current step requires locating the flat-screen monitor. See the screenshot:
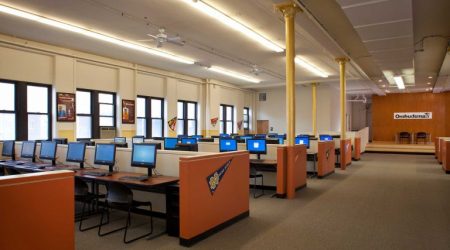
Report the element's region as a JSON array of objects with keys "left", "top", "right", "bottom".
[
  {"left": 66, "top": 142, "right": 86, "bottom": 166},
  {"left": 53, "top": 138, "right": 68, "bottom": 145},
  {"left": 246, "top": 139, "right": 267, "bottom": 155},
  {"left": 94, "top": 144, "right": 116, "bottom": 170},
  {"left": 268, "top": 133, "right": 278, "bottom": 138},
  {"left": 254, "top": 134, "right": 266, "bottom": 139},
  {"left": 191, "top": 135, "right": 203, "bottom": 140},
  {"left": 131, "top": 143, "right": 157, "bottom": 176},
  {"left": 240, "top": 136, "right": 253, "bottom": 141},
  {"left": 2, "top": 140, "right": 15, "bottom": 159},
  {"left": 114, "top": 137, "right": 126, "bottom": 144},
  {"left": 181, "top": 138, "right": 197, "bottom": 145},
  {"left": 219, "top": 133, "right": 230, "bottom": 138},
  {"left": 164, "top": 137, "right": 178, "bottom": 150},
  {"left": 40, "top": 141, "right": 57, "bottom": 163},
  {"left": 319, "top": 134, "right": 333, "bottom": 141},
  {"left": 21, "top": 141, "right": 36, "bottom": 161},
  {"left": 278, "top": 138, "right": 284, "bottom": 144},
  {"left": 132, "top": 136, "right": 145, "bottom": 144},
  {"left": 219, "top": 138, "right": 237, "bottom": 152},
  {"left": 295, "top": 136, "right": 310, "bottom": 149}
]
